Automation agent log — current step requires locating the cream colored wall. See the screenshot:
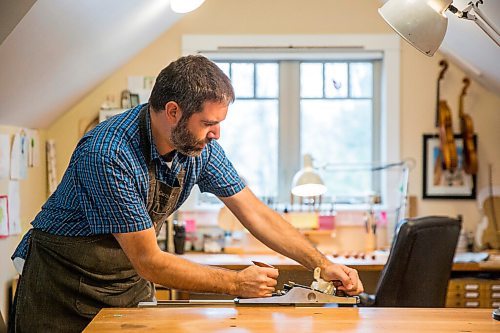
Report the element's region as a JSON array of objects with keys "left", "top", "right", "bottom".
[
  {"left": 402, "top": 50, "right": 500, "bottom": 233},
  {"left": 47, "top": 0, "right": 499, "bottom": 236},
  {"left": 0, "top": 125, "right": 46, "bottom": 321}
]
